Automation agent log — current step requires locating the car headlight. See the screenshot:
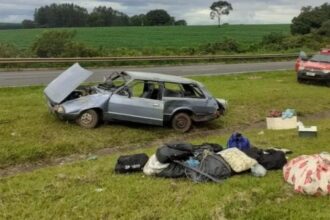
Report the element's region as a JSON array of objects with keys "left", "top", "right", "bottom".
[
  {"left": 57, "top": 106, "right": 65, "bottom": 114},
  {"left": 298, "top": 65, "right": 305, "bottom": 71}
]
